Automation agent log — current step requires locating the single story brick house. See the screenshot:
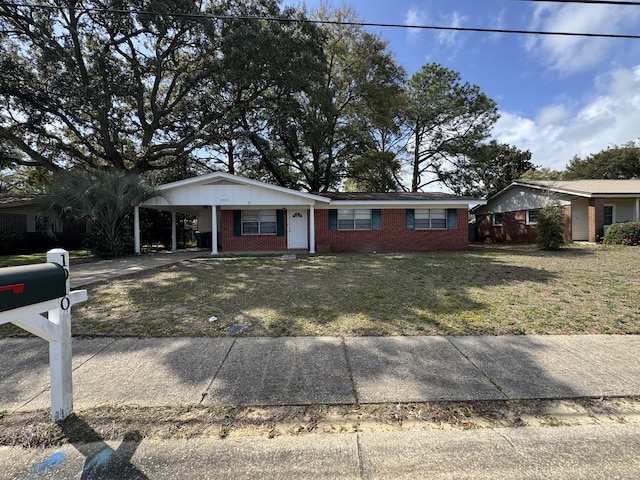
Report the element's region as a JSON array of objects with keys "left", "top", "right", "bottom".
[
  {"left": 472, "top": 179, "right": 640, "bottom": 243},
  {"left": 0, "top": 195, "right": 86, "bottom": 253},
  {"left": 136, "top": 172, "right": 484, "bottom": 254},
  {"left": 0, "top": 194, "right": 53, "bottom": 234}
]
